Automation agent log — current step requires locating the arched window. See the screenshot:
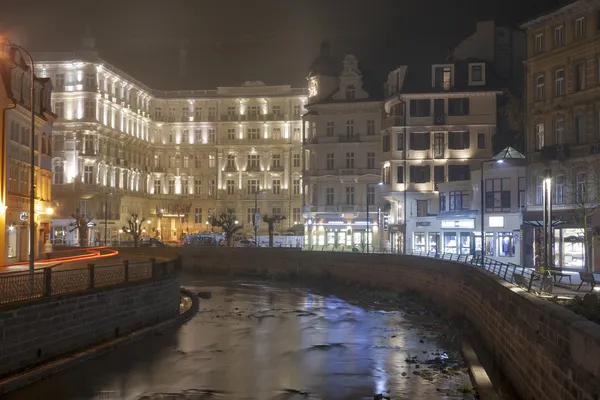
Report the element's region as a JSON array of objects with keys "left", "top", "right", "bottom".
[{"left": 346, "top": 85, "right": 355, "bottom": 100}]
